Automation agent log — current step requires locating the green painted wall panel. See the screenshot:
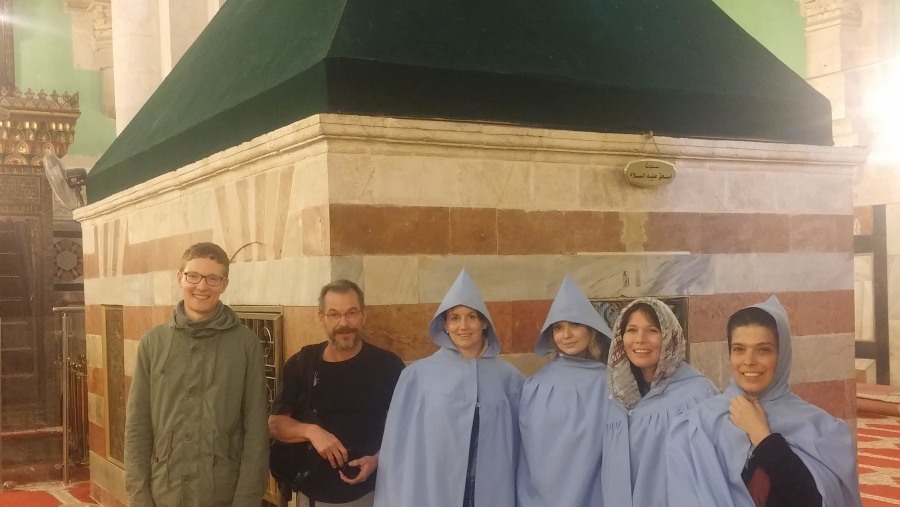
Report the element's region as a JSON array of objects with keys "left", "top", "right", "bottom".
[
  {"left": 13, "top": 0, "right": 115, "bottom": 158},
  {"left": 713, "top": 0, "right": 807, "bottom": 77}
]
